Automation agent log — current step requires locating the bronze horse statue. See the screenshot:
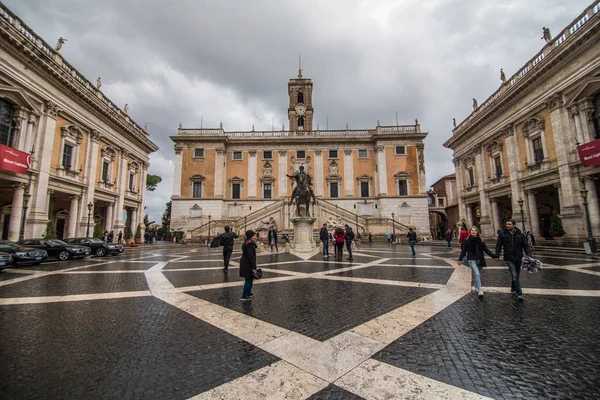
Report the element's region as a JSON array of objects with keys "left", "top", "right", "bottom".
[{"left": 287, "top": 166, "right": 316, "bottom": 217}]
